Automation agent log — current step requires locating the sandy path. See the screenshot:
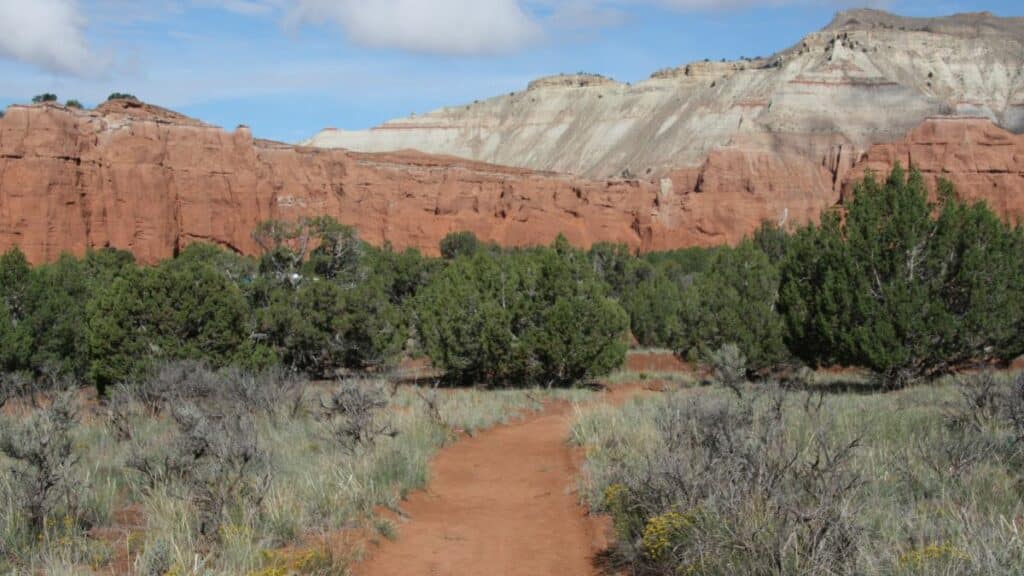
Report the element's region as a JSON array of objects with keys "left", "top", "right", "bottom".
[{"left": 354, "top": 393, "right": 631, "bottom": 576}]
